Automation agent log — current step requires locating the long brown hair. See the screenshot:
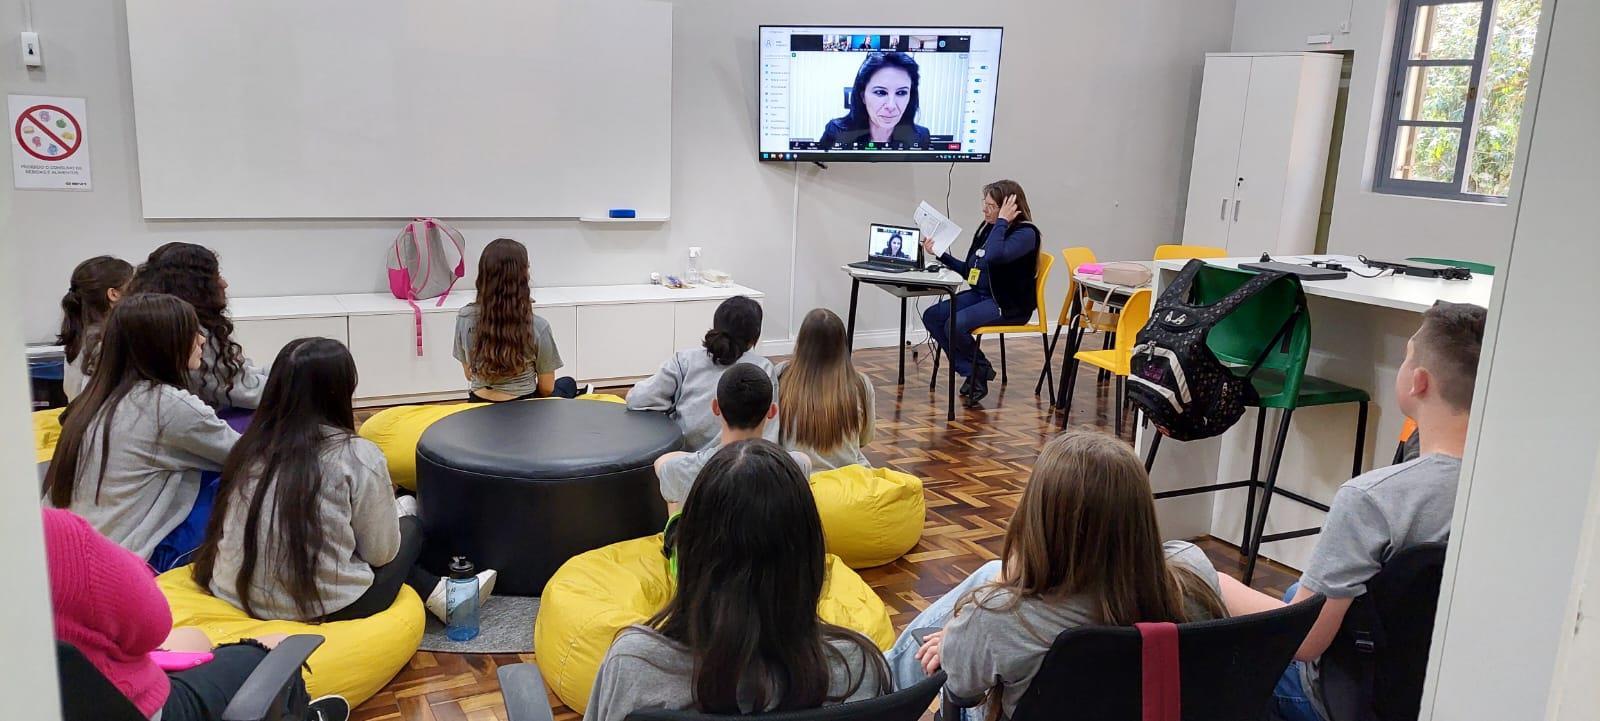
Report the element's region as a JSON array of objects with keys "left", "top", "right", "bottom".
[
  {"left": 45, "top": 294, "right": 200, "bottom": 507},
  {"left": 983, "top": 179, "right": 1033, "bottom": 224},
  {"left": 969, "top": 429, "right": 1224, "bottom": 621},
  {"left": 58, "top": 256, "right": 134, "bottom": 364},
  {"left": 651, "top": 440, "right": 889, "bottom": 712},
  {"left": 470, "top": 238, "right": 537, "bottom": 380},
  {"left": 778, "top": 309, "right": 868, "bottom": 454},
  {"left": 192, "top": 338, "right": 359, "bottom": 619}
]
